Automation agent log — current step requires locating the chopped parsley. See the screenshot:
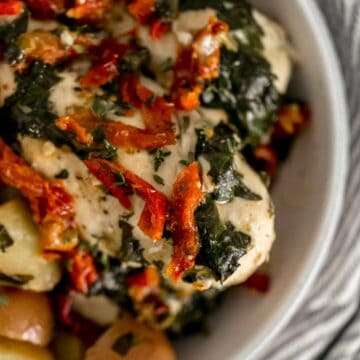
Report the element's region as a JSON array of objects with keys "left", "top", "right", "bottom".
[
  {"left": 91, "top": 96, "right": 107, "bottom": 117},
  {"left": 160, "top": 57, "right": 173, "bottom": 72},
  {"left": 151, "top": 148, "right": 171, "bottom": 171},
  {"left": 55, "top": 169, "right": 69, "bottom": 179},
  {"left": 153, "top": 174, "right": 165, "bottom": 185}
]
